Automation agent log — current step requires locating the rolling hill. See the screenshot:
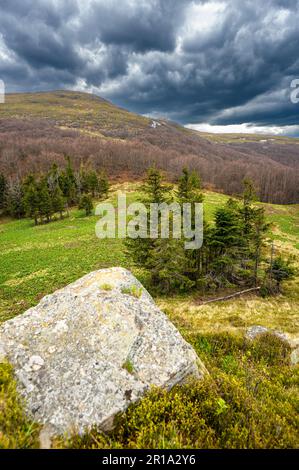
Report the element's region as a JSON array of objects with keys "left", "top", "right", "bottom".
[
  {"left": 0, "top": 90, "right": 299, "bottom": 204},
  {"left": 0, "top": 182, "right": 298, "bottom": 449},
  {"left": 0, "top": 96, "right": 298, "bottom": 450}
]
